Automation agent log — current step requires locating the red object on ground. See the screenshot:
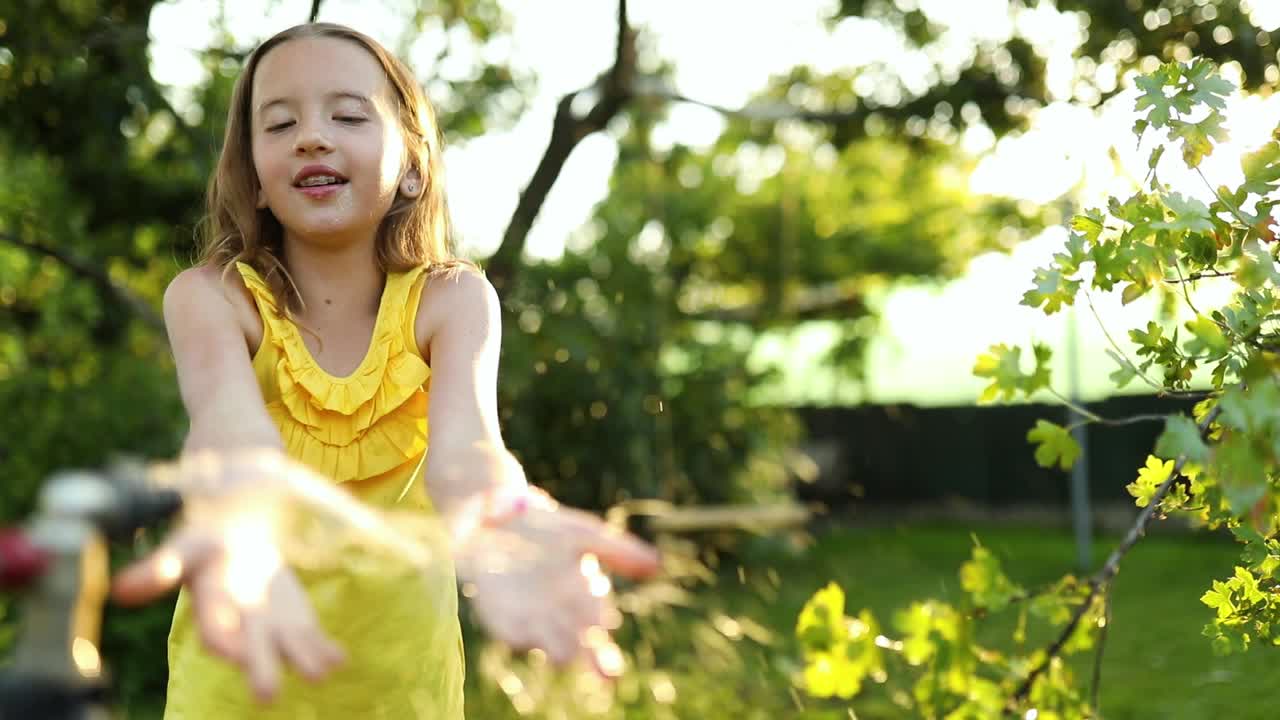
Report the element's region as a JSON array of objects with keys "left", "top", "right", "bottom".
[{"left": 0, "top": 528, "right": 50, "bottom": 589}]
